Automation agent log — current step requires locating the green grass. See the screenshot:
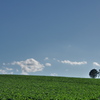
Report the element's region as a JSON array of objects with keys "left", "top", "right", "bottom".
[{"left": 0, "top": 75, "right": 100, "bottom": 100}]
